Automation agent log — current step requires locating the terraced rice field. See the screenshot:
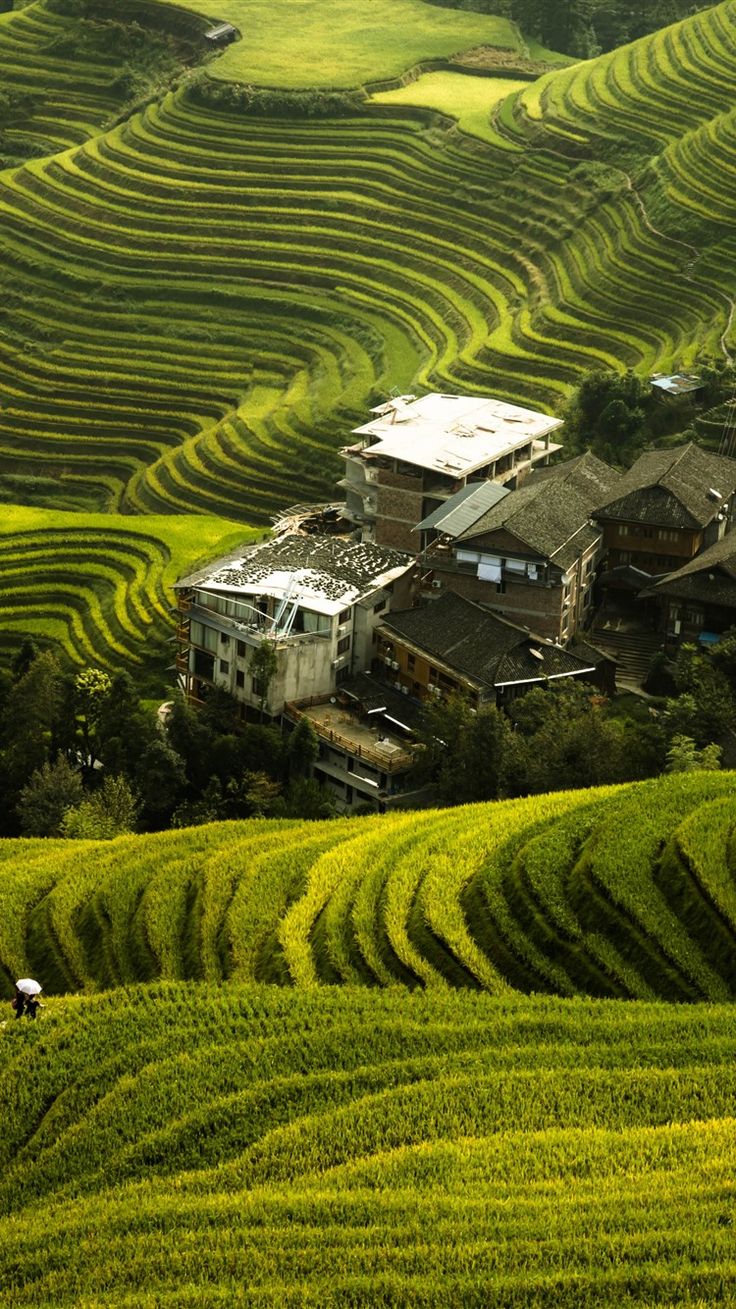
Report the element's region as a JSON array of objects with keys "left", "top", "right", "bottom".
[
  {"left": 159, "top": 0, "right": 521, "bottom": 86},
  {"left": 1, "top": 771, "right": 734, "bottom": 1000},
  {"left": 0, "top": 0, "right": 206, "bottom": 164},
  {"left": 2, "top": 772, "right": 736, "bottom": 1303},
  {"left": 3, "top": 989, "right": 736, "bottom": 1306},
  {"left": 0, "top": 506, "right": 250, "bottom": 674},
  {"left": 1, "top": 2, "right": 735, "bottom": 531}
]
